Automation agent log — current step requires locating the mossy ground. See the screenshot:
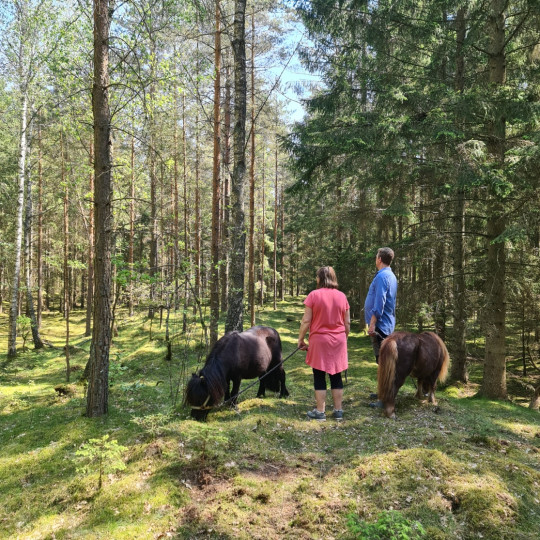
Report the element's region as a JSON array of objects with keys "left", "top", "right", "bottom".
[{"left": 1, "top": 299, "right": 539, "bottom": 539}]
